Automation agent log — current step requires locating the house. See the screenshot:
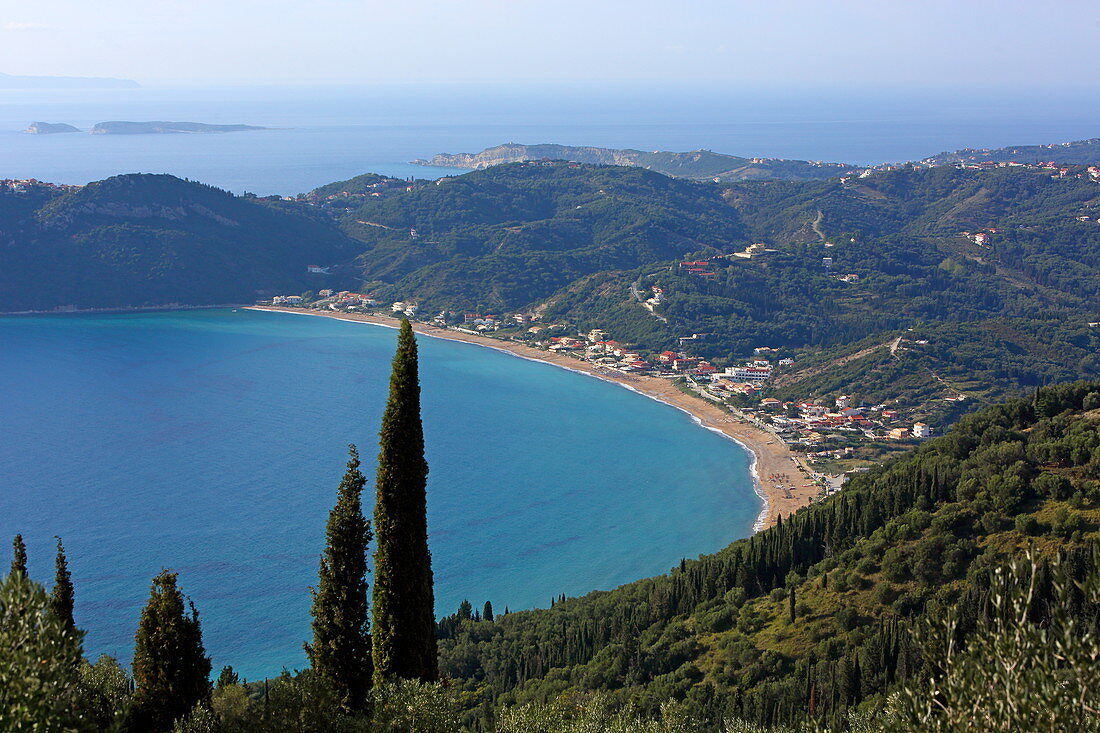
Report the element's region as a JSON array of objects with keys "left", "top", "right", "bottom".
[
  {"left": 403, "top": 304, "right": 419, "bottom": 316},
  {"left": 671, "top": 357, "right": 699, "bottom": 372},
  {"left": 912, "top": 422, "right": 932, "bottom": 439},
  {"left": 724, "top": 365, "right": 773, "bottom": 382},
  {"left": 888, "top": 428, "right": 909, "bottom": 440},
  {"left": 307, "top": 265, "right": 330, "bottom": 274},
  {"left": 835, "top": 395, "right": 851, "bottom": 409},
  {"left": 318, "top": 289, "right": 334, "bottom": 298},
  {"left": 657, "top": 351, "right": 681, "bottom": 364},
  {"left": 392, "top": 302, "right": 406, "bottom": 312},
  {"left": 285, "top": 295, "right": 303, "bottom": 305},
  {"left": 760, "top": 397, "right": 782, "bottom": 409}
]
